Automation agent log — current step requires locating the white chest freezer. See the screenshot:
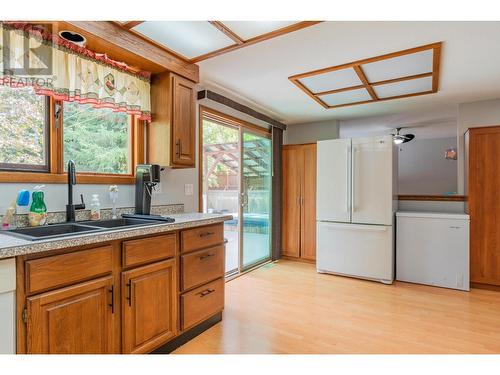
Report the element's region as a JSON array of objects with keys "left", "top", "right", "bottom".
[{"left": 396, "top": 211, "right": 470, "bottom": 291}]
